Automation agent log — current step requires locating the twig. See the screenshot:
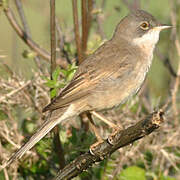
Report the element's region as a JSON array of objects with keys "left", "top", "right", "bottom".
[
  {"left": 50, "top": 0, "right": 56, "bottom": 75},
  {"left": 95, "top": 0, "right": 106, "bottom": 39},
  {"left": 14, "top": 0, "right": 30, "bottom": 36},
  {"left": 54, "top": 110, "right": 164, "bottom": 179},
  {"left": 53, "top": 127, "right": 65, "bottom": 169},
  {"left": 73, "top": 0, "right": 91, "bottom": 135},
  {"left": 81, "top": 0, "right": 93, "bottom": 56},
  {"left": 14, "top": 0, "right": 43, "bottom": 72},
  {"left": 56, "top": 18, "right": 71, "bottom": 64},
  {"left": 81, "top": 0, "right": 88, "bottom": 56},
  {"left": 170, "top": 3, "right": 180, "bottom": 124},
  {"left": 3, "top": 6, "right": 68, "bottom": 69},
  {"left": 0, "top": 80, "right": 31, "bottom": 103},
  {"left": 50, "top": 0, "right": 65, "bottom": 169},
  {"left": 87, "top": 0, "right": 93, "bottom": 34},
  {"left": 160, "top": 149, "right": 179, "bottom": 171},
  {"left": 3, "top": 168, "right": 9, "bottom": 180},
  {"left": 72, "top": 0, "right": 83, "bottom": 64},
  {"left": 4, "top": 7, "right": 49, "bottom": 61},
  {"left": 0, "top": 128, "right": 35, "bottom": 156},
  {"left": 55, "top": 18, "right": 64, "bottom": 51}
]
